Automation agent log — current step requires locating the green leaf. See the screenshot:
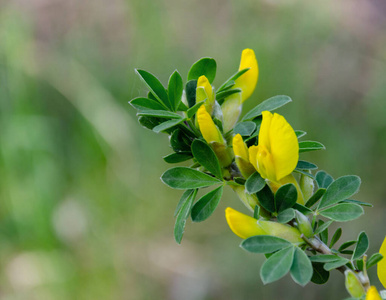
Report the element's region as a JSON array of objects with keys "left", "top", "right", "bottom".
[
  {"left": 217, "top": 68, "right": 249, "bottom": 92},
  {"left": 185, "top": 80, "right": 197, "bottom": 108},
  {"left": 245, "top": 172, "right": 265, "bottom": 194},
  {"left": 338, "top": 240, "right": 357, "bottom": 252},
  {"left": 178, "top": 102, "right": 188, "bottom": 111},
  {"left": 305, "top": 188, "right": 326, "bottom": 208},
  {"left": 324, "top": 258, "right": 349, "bottom": 271},
  {"left": 135, "top": 69, "right": 171, "bottom": 109},
  {"left": 234, "top": 121, "right": 257, "bottom": 136},
  {"left": 191, "top": 139, "right": 223, "bottom": 179},
  {"left": 319, "top": 203, "right": 364, "bottom": 222},
  {"left": 137, "top": 110, "right": 183, "bottom": 119},
  {"left": 366, "top": 253, "right": 383, "bottom": 269},
  {"left": 174, "top": 189, "right": 195, "bottom": 217},
  {"left": 310, "top": 255, "right": 343, "bottom": 263},
  {"left": 161, "top": 167, "right": 222, "bottom": 189},
  {"left": 256, "top": 185, "right": 275, "bottom": 213},
  {"left": 352, "top": 232, "right": 369, "bottom": 261},
  {"left": 130, "top": 97, "right": 166, "bottom": 111},
  {"left": 296, "top": 160, "right": 318, "bottom": 170},
  {"left": 168, "top": 70, "right": 183, "bottom": 111},
  {"left": 311, "top": 262, "right": 330, "bottom": 284},
  {"left": 174, "top": 189, "right": 197, "bottom": 244},
  {"left": 163, "top": 152, "right": 192, "bottom": 164},
  {"left": 153, "top": 118, "right": 185, "bottom": 133},
  {"left": 293, "top": 203, "right": 313, "bottom": 215},
  {"left": 170, "top": 129, "right": 191, "bottom": 152},
  {"left": 314, "top": 220, "right": 333, "bottom": 236},
  {"left": 316, "top": 171, "right": 334, "bottom": 189},
  {"left": 216, "top": 88, "right": 241, "bottom": 101},
  {"left": 339, "top": 199, "right": 373, "bottom": 207},
  {"left": 356, "top": 259, "right": 364, "bottom": 271},
  {"left": 242, "top": 95, "right": 292, "bottom": 121},
  {"left": 299, "top": 141, "right": 326, "bottom": 153},
  {"left": 260, "top": 246, "right": 295, "bottom": 284},
  {"left": 295, "top": 130, "right": 307, "bottom": 139},
  {"left": 277, "top": 208, "right": 295, "bottom": 223},
  {"left": 294, "top": 169, "right": 315, "bottom": 179},
  {"left": 253, "top": 205, "right": 260, "bottom": 219},
  {"left": 274, "top": 183, "right": 297, "bottom": 213},
  {"left": 187, "top": 57, "right": 217, "bottom": 83},
  {"left": 186, "top": 100, "right": 205, "bottom": 119},
  {"left": 191, "top": 186, "right": 223, "bottom": 222},
  {"left": 330, "top": 228, "right": 342, "bottom": 248},
  {"left": 290, "top": 247, "right": 313, "bottom": 286},
  {"left": 241, "top": 235, "right": 292, "bottom": 254},
  {"left": 318, "top": 175, "right": 361, "bottom": 209}
]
